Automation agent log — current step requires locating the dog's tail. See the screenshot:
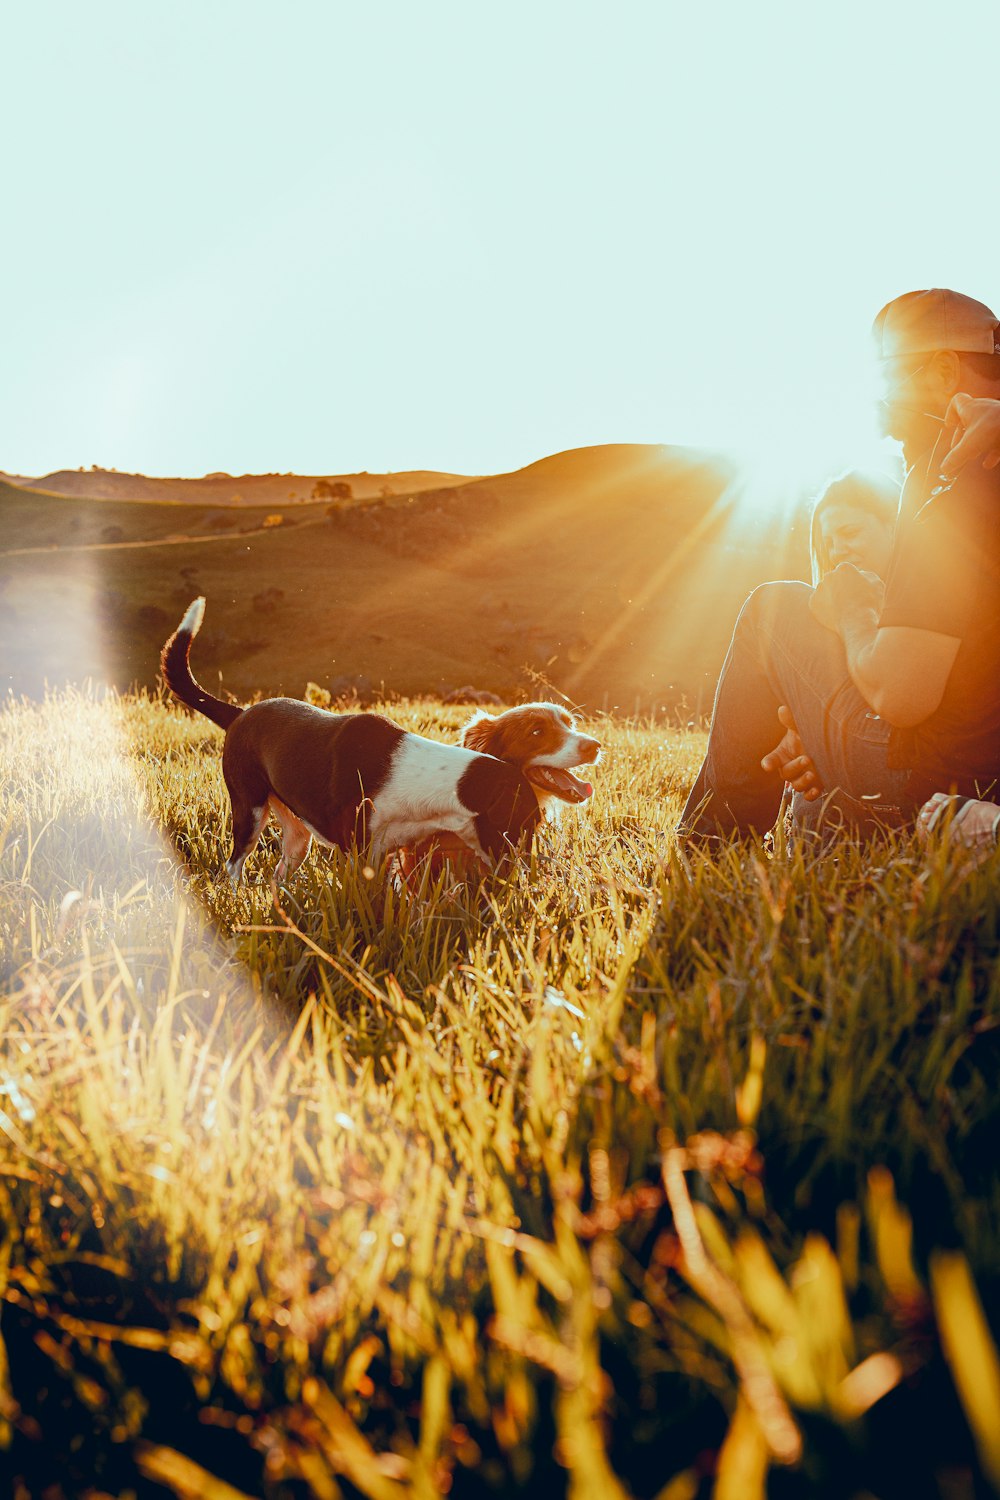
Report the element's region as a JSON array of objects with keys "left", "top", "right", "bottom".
[{"left": 160, "top": 598, "right": 242, "bottom": 730}]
